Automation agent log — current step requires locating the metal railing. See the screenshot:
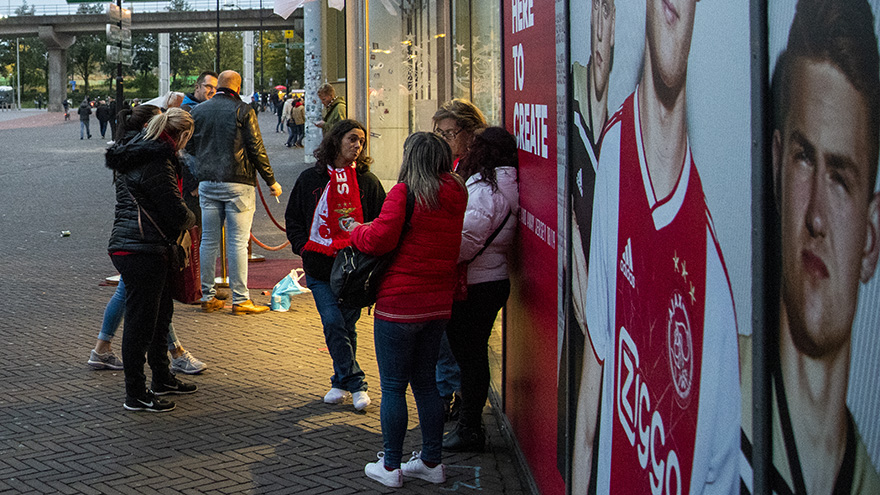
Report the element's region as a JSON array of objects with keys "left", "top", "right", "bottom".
[{"left": 0, "top": 0, "right": 272, "bottom": 18}]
